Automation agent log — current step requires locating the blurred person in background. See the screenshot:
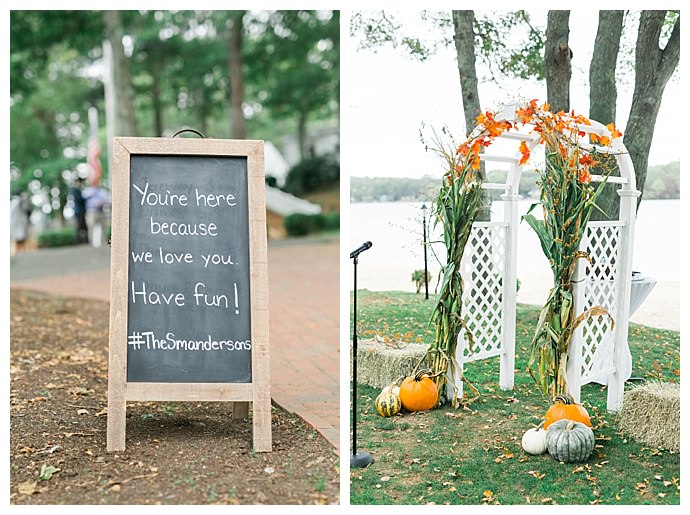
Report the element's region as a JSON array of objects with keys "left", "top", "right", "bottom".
[
  {"left": 69, "top": 177, "right": 89, "bottom": 244},
  {"left": 10, "top": 191, "right": 31, "bottom": 254},
  {"left": 82, "top": 185, "right": 110, "bottom": 248}
]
